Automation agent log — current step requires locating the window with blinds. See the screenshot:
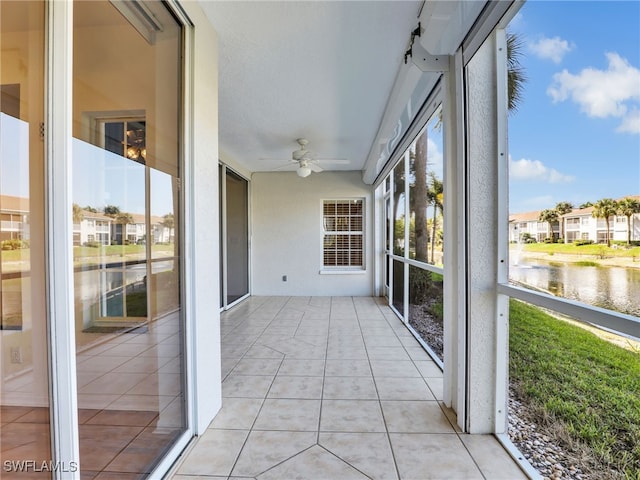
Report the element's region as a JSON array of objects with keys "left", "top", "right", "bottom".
[{"left": 322, "top": 199, "right": 364, "bottom": 268}]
